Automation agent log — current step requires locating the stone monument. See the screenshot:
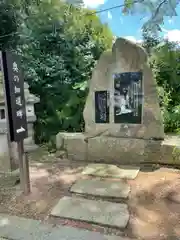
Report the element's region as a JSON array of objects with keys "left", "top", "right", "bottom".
[
  {"left": 83, "top": 38, "right": 164, "bottom": 139},
  {"left": 56, "top": 38, "right": 176, "bottom": 164},
  {"left": 0, "top": 71, "right": 39, "bottom": 186}
]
